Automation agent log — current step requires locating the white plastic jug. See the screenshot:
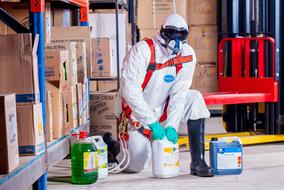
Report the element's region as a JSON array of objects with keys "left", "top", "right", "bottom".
[
  {"left": 152, "top": 138, "right": 179, "bottom": 178},
  {"left": 90, "top": 136, "right": 108, "bottom": 179}
]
